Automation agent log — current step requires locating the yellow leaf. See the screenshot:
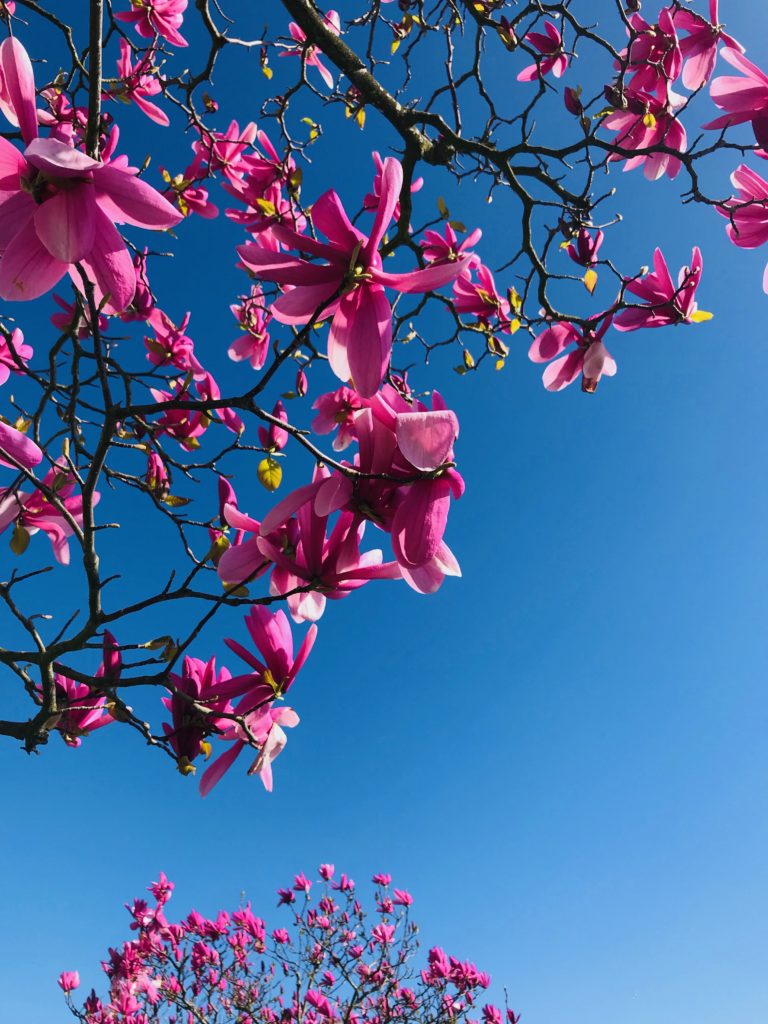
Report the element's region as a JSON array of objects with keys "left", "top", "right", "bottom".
[
  {"left": 507, "top": 318, "right": 521, "bottom": 334},
  {"left": 495, "top": 358, "right": 506, "bottom": 371},
  {"left": 162, "top": 494, "right": 191, "bottom": 508},
  {"left": 355, "top": 108, "right": 366, "bottom": 129},
  {"left": 690, "top": 309, "right": 713, "bottom": 322},
  {"left": 437, "top": 196, "right": 449, "bottom": 218},
  {"left": 391, "top": 39, "right": 401, "bottom": 54},
  {"left": 448, "top": 220, "right": 466, "bottom": 232},
  {"left": 463, "top": 349, "right": 475, "bottom": 369},
  {"left": 258, "top": 456, "right": 283, "bottom": 492},
  {"left": 261, "top": 64, "right": 273, "bottom": 80},
  {"left": 583, "top": 268, "right": 598, "bottom": 294}
]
